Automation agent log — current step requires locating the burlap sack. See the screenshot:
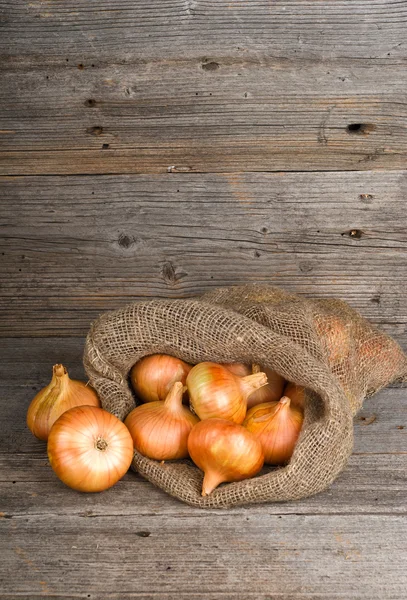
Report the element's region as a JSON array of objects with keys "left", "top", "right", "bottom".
[{"left": 83, "top": 284, "right": 407, "bottom": 508}]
